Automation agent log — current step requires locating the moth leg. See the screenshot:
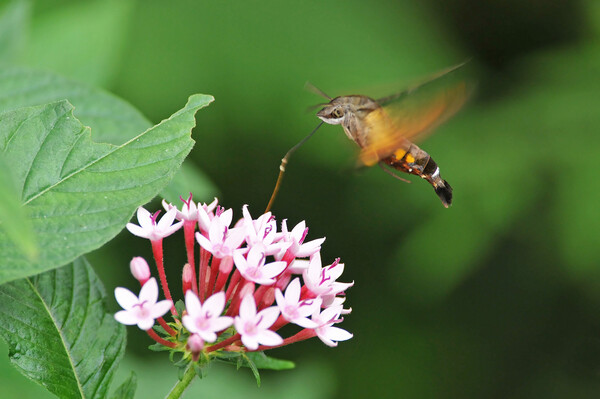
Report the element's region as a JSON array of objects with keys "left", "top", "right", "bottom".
[{"left": 378, "top": 162, "right": 412, "bottom": 184}]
